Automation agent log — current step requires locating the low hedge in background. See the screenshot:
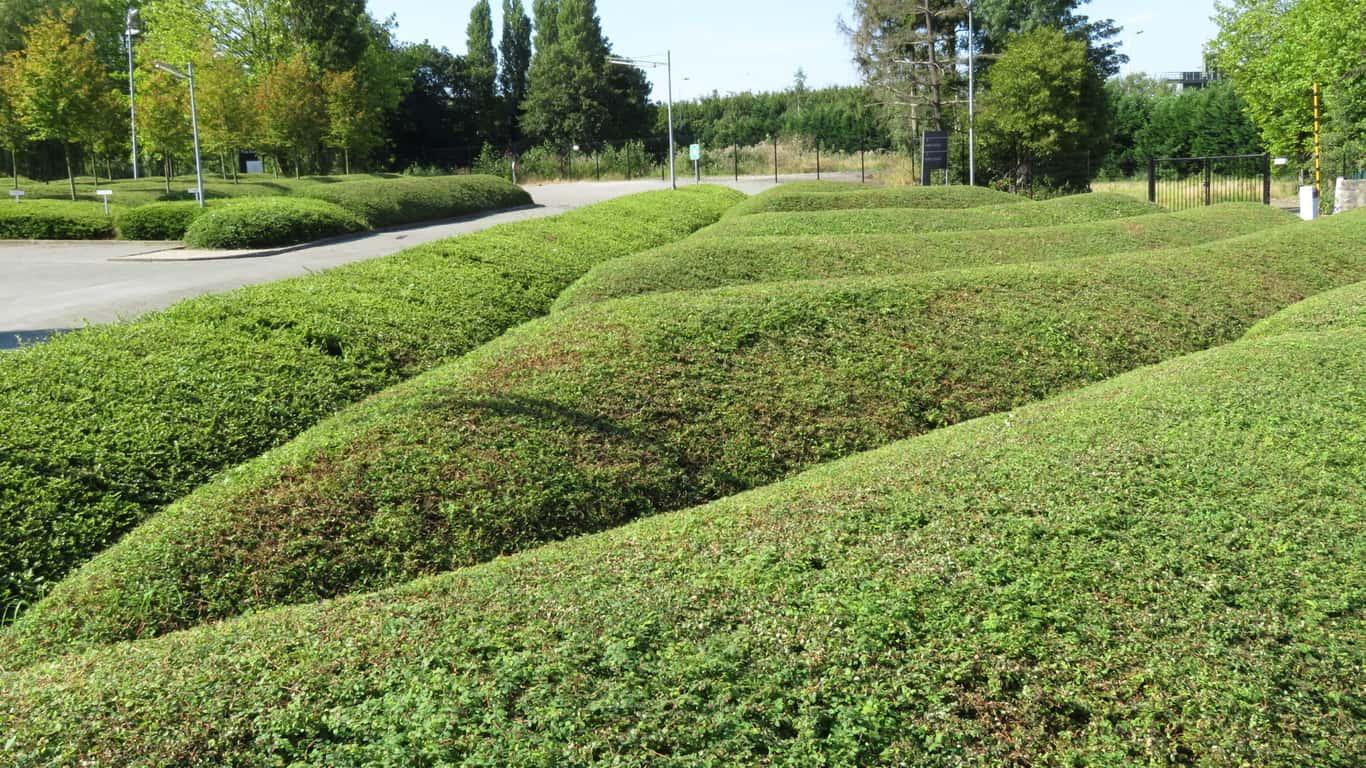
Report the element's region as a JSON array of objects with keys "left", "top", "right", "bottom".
[
  {"left": 298, "top": 174, "right": 532, "bottom": 228},
  {"left": 1, "top": 302, "right": 1360, "bottom": 766},
  {"left": 698, "top": 192, "right": 1160, "bottom": 237},
  {"left": 0, "top": 200, "right": 116, "bottom": 240},
  {"left": 10, "top": 210, "right": 1363, "bottom": 664},
  {"left": 0, "top": 186, "right": 743, "bottom": 619},
  {"left": 722, "top": 182, "right": 1021, "bottom": 217},
  {"left": 183, "top": 198, "right": 366, "bottom": 249},
  {"left": 557, "top": 203, "right": 1293, "bottom": 309},
  {"left": 115, "top": 201, "right": 212, "bottom": 240}
]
